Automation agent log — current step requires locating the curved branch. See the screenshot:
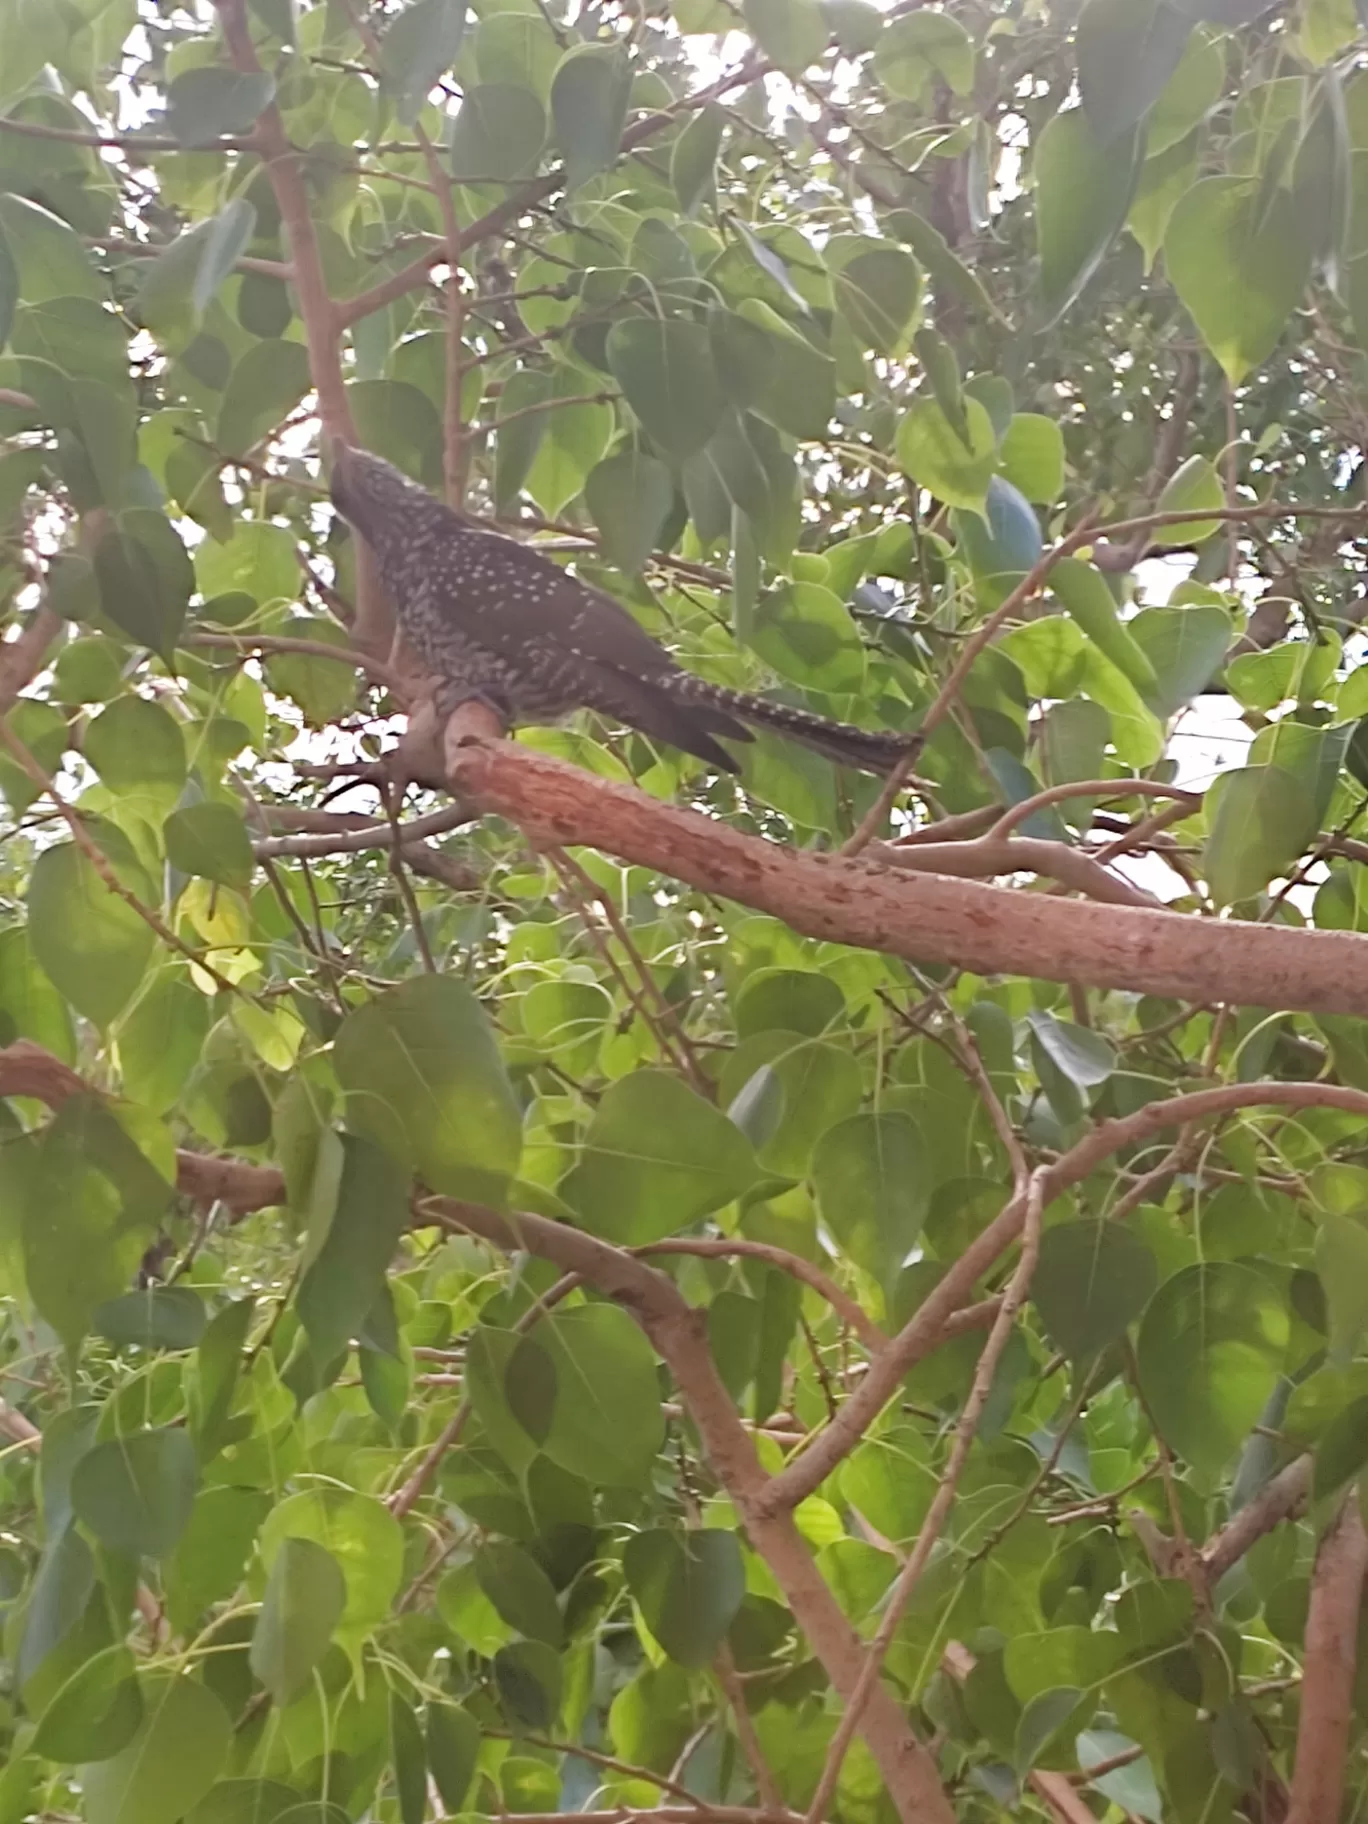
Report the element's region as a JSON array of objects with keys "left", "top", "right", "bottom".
[
  {"left": 877, "top": 833, "right": 1160, "bottom": 908},
  {"left": 762, "top": 1079, "right": 1368, "bottom": 1514},
  {"left": 426, "top": 1197, "right": 954, "bottom": 1824}
]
